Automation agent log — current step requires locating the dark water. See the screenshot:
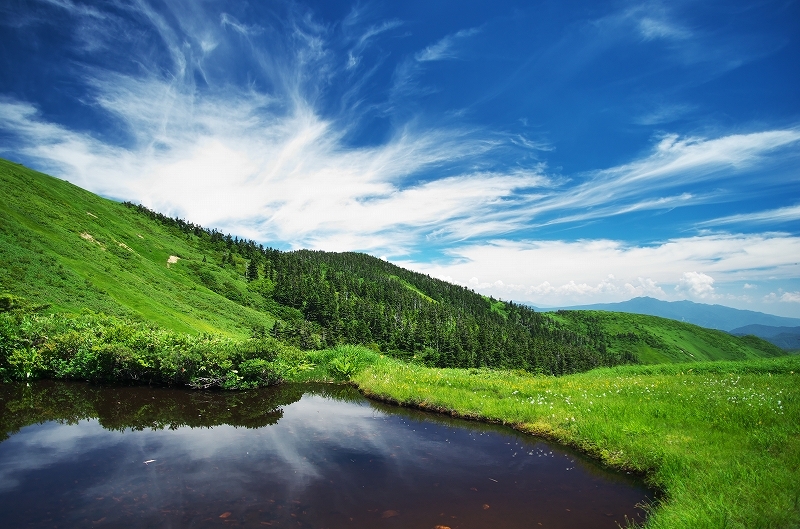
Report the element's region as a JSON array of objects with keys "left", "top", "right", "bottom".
[{"left": 0, "top": 381, "right": 652, "bottom": 528}]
